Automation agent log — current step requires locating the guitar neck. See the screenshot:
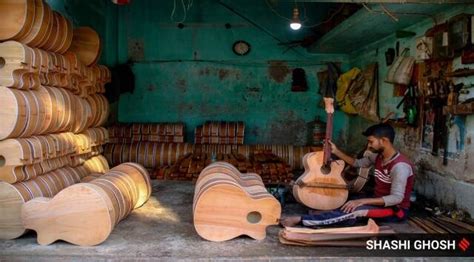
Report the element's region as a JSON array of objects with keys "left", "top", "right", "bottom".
[
  {"left": 324, "top": 113, "right": 333, "bottom": 165},
  {"left": 322, "top": 97, "right": 335, "bottom": 166}
]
